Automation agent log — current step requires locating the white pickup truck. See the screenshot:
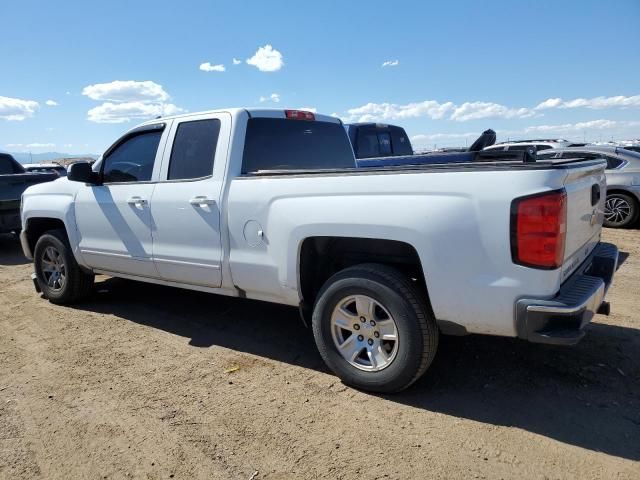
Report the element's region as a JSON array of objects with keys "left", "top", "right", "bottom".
[{"left": 20, "top": 108, "right": 619, "bottom": 392}]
